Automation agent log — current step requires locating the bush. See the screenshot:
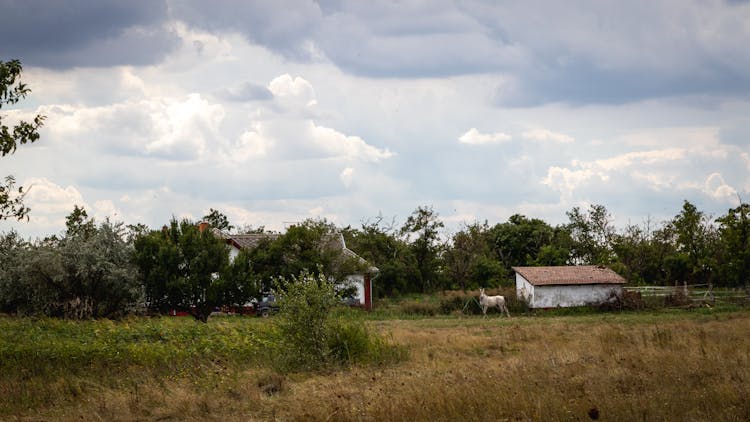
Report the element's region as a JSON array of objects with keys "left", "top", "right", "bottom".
[{"left": 270, "top": 271, "right": 405, "bottom": 372}]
